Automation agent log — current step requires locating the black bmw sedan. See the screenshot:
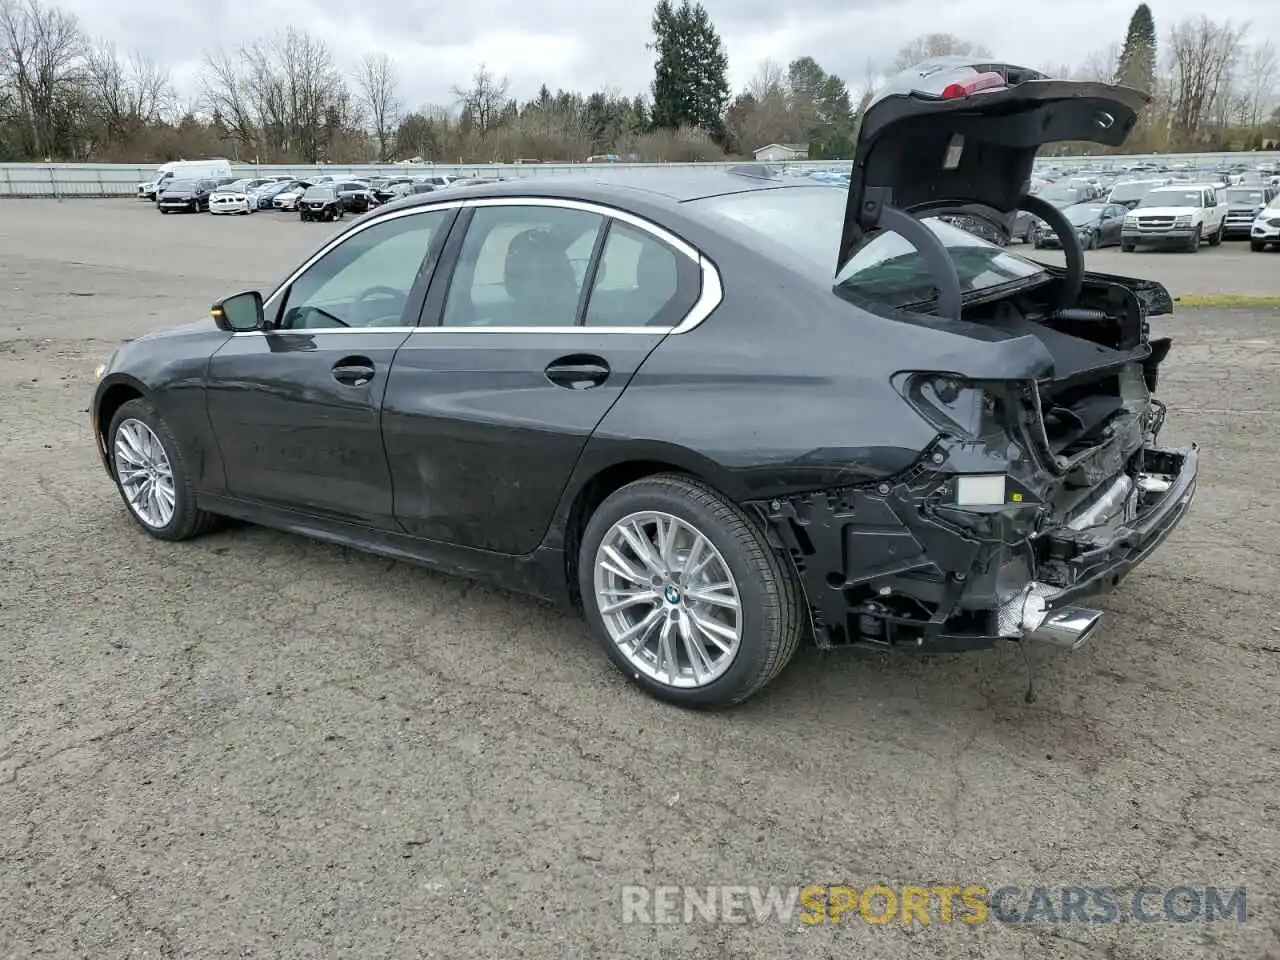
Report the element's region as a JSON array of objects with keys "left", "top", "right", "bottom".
[
  {"left": 91, "top": 59, "right": 1197, "bottom": 707},
  {"left": 157, "top": 178, "right": 218, "bottom": 213}
]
